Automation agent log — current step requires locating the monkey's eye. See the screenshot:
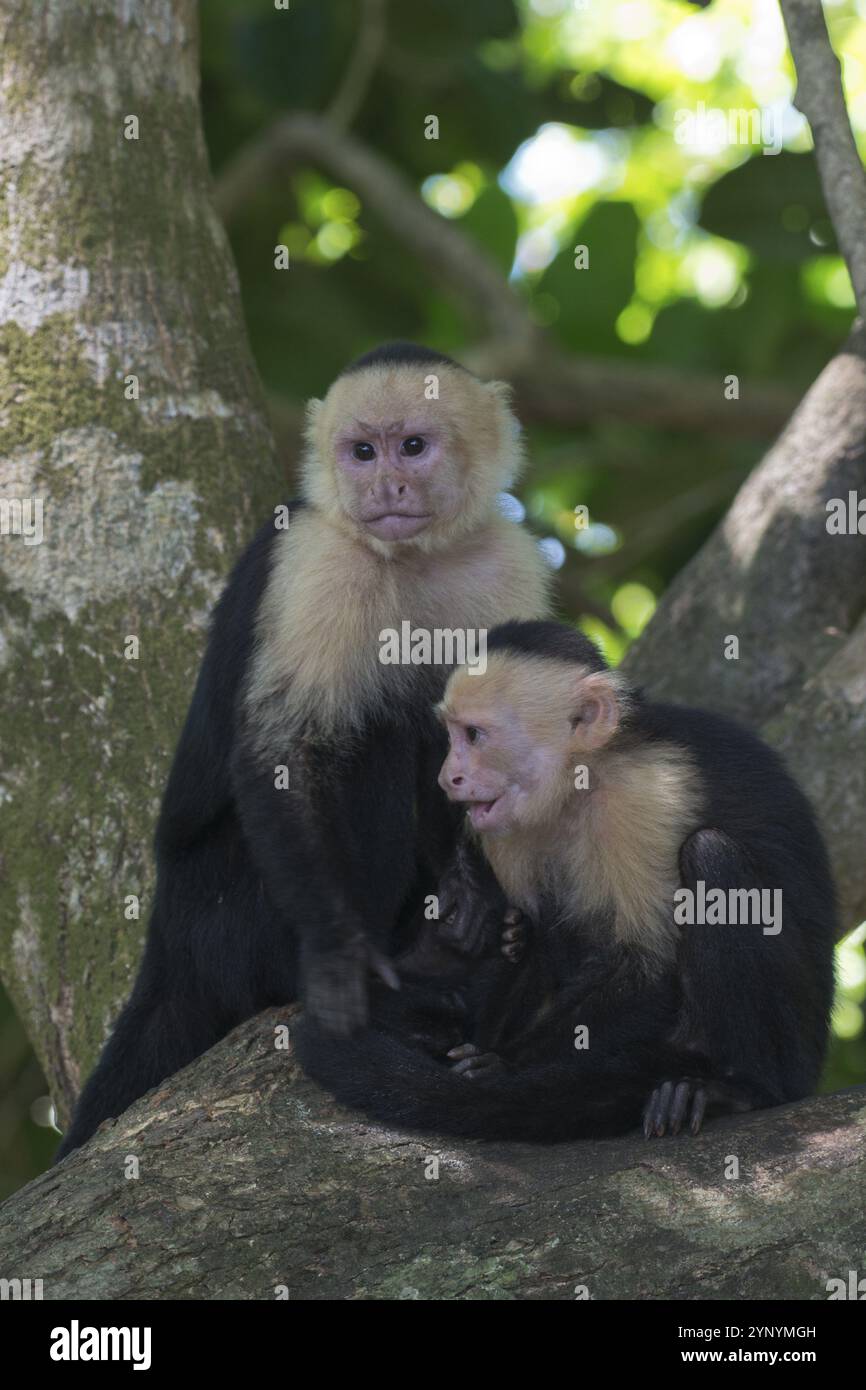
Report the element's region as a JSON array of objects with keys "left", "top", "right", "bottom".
[
  {"left": 465, "top": 726, "right": 480, "bottom": 745},
  {"left": 401, "top": 436, "right": 426, "bottom": 457},
  {"left": 352, "top": 442, "right": 375, "bottom": 461}
]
